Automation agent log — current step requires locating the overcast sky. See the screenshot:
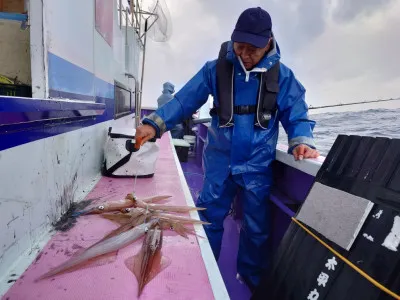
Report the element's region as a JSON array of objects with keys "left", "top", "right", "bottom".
[{"left": 141, "top": 0, "right": 400, "bottom": 111}]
